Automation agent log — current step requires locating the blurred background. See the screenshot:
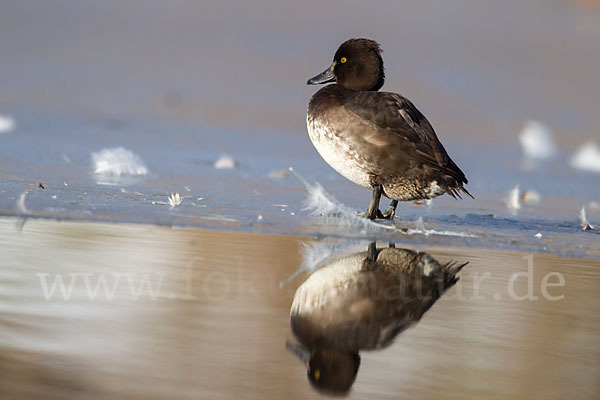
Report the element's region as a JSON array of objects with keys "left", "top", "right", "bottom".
[{"left": 1, "top": 0, "right": 600, "bottom": 142}]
